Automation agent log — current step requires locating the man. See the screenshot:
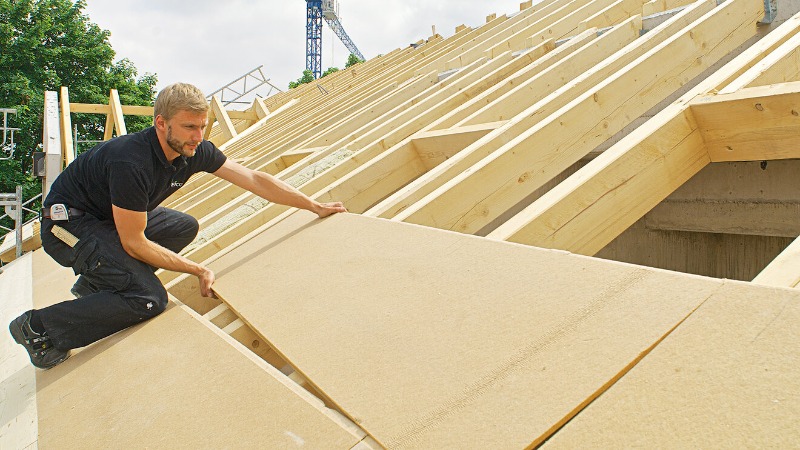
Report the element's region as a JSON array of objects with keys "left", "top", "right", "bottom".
[{"left": 9, "top": 83, "right": 346, "bottom": 369}]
